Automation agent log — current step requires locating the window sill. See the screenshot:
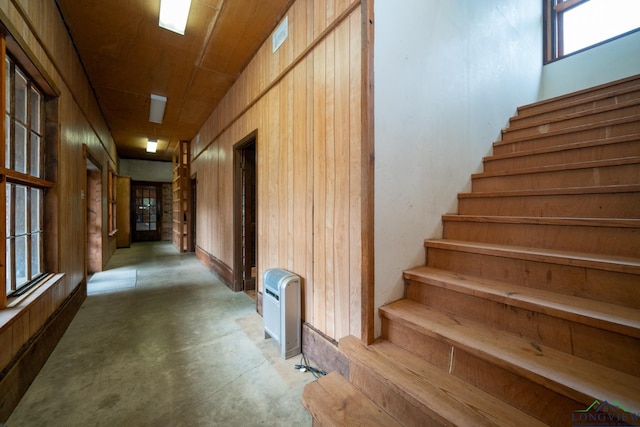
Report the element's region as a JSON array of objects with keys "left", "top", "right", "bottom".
[{"left": 0, "top": 273, "right": 65, "bottom": 331}]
